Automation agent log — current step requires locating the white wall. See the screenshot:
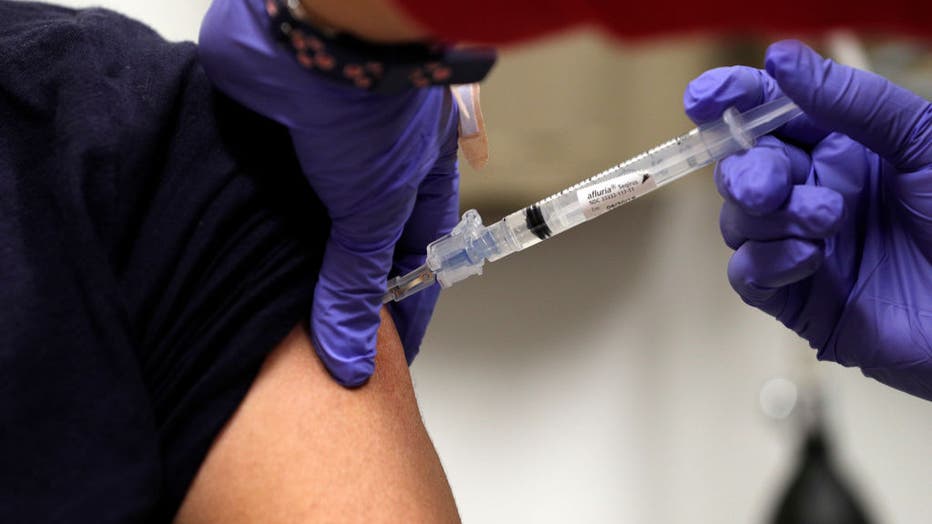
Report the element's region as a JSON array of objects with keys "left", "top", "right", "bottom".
[{"left": 40, "top": 2, "right": 932, "bottom": 522}]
